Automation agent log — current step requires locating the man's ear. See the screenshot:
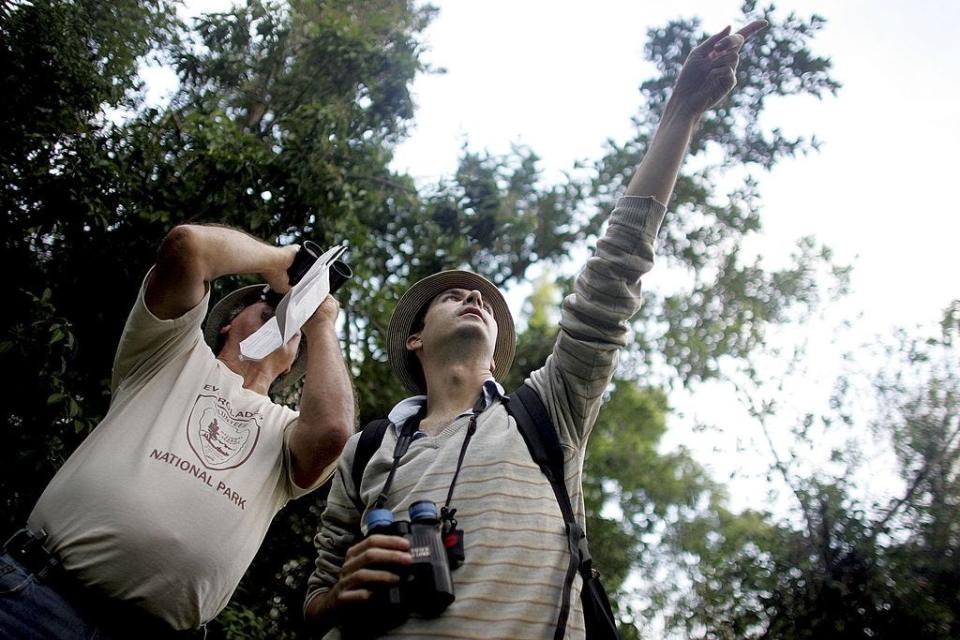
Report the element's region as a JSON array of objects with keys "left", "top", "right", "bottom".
[
  {"left": 406, "top": 333, "right": 422, "bottom": 353},
  {"left": 489, "top": 359, "right": 496, "bottom": 375},
  {"left": 219, "top": 323, "right": 232, "bottom": 336}
]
